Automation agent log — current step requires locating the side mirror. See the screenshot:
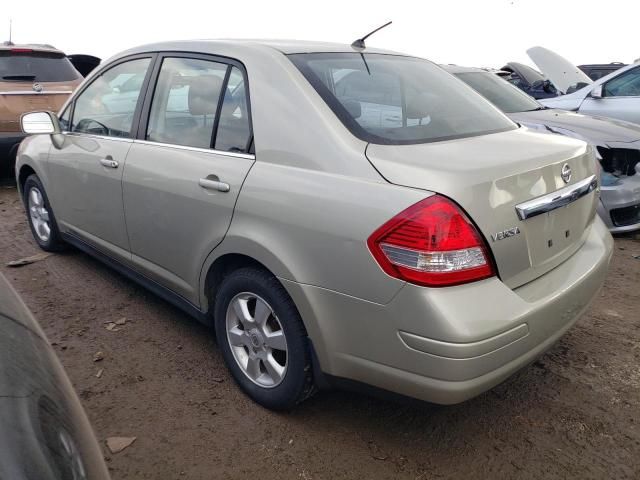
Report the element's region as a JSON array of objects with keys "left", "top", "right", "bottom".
[
  {"left": 21, "top": 111, "right": 61, "bottom": 135},
  {"left": 590, "top": 85, "right": 603, "bottom": 99}
]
